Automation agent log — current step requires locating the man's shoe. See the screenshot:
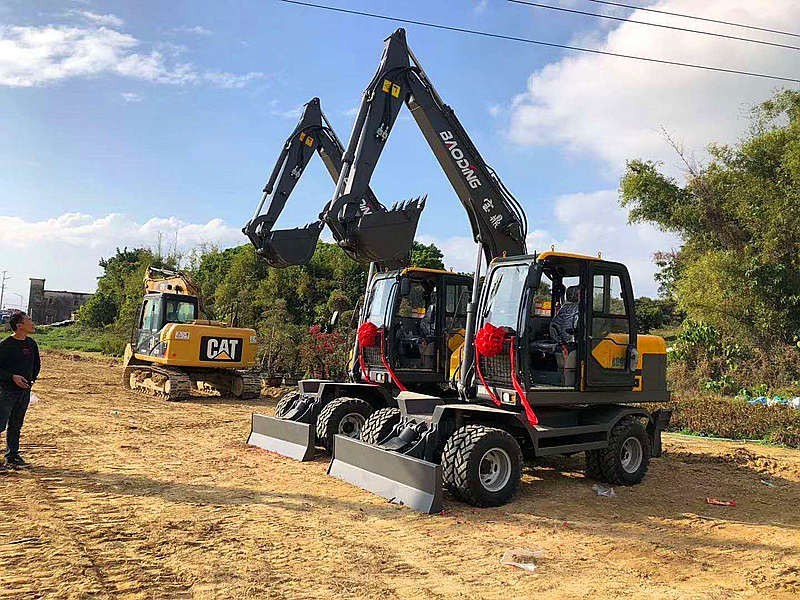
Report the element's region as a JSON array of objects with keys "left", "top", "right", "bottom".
[
  {"left": 0, "top": 463, "right": 9, "bottom": 474},
  {"left": 5, "top": 455, "right": 27, "bottom": 468}
]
